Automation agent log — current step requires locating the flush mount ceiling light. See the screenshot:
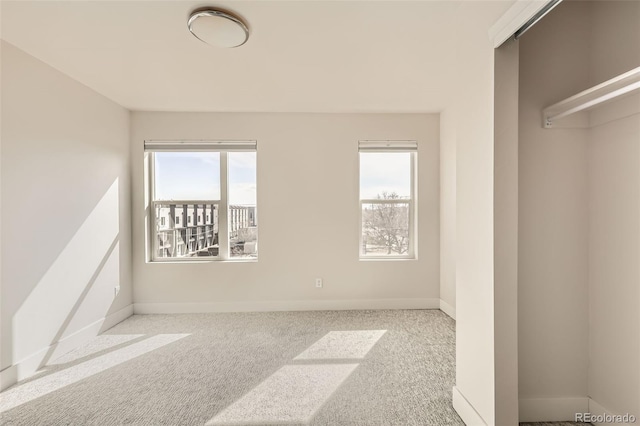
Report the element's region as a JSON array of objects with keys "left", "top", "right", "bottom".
[{"left": 187, "top": 9, "right": 249, "bottom": 48}]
